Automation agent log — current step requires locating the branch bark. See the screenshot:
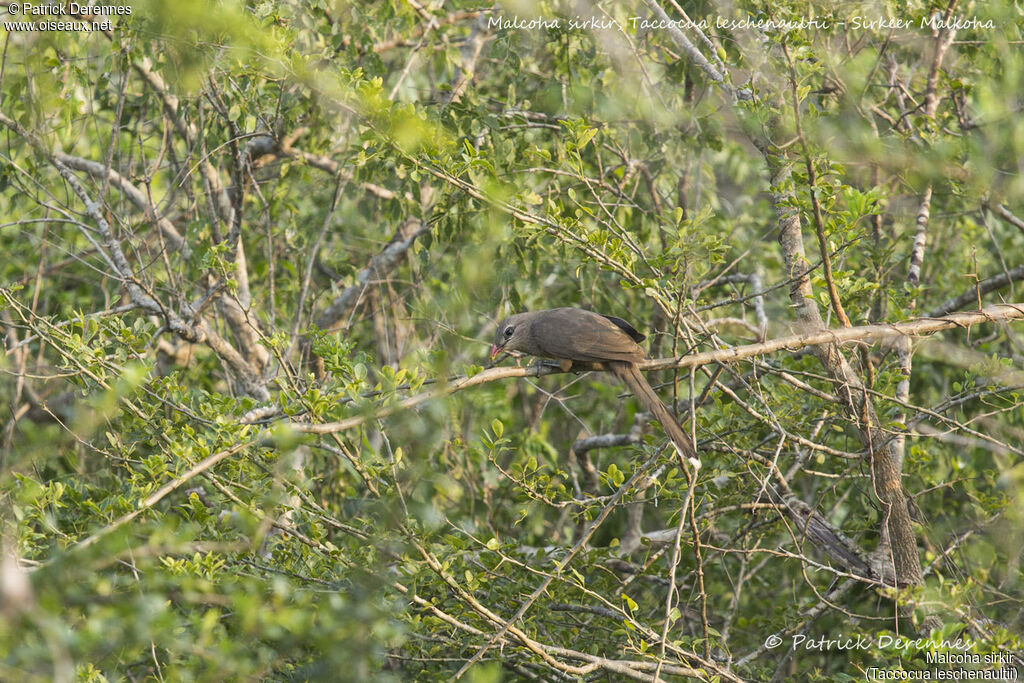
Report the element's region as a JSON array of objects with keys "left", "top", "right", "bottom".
[
  {"left": 54, "top": 152, "right": 188, "bottom": 253},
  {"left": 314, "top": 218, "right": 431, "bottom": 332},
  {"left": 0, "top": 111, "right": 269, "bottom": 400},
  {"left": 926, "top": 263, "right": 1024, "bottom": 317},
  {"left": 285, "top": 304, "right": 1024, "bottom": 435}
]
